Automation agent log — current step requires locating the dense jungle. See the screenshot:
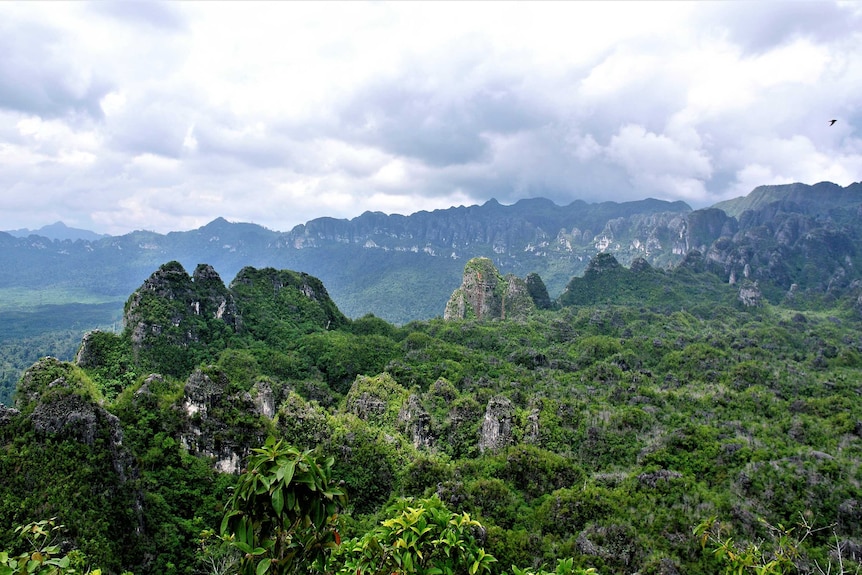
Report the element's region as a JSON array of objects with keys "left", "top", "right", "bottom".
[{"left": 1, "top": 250, "right": 861, "bottom": 575}]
